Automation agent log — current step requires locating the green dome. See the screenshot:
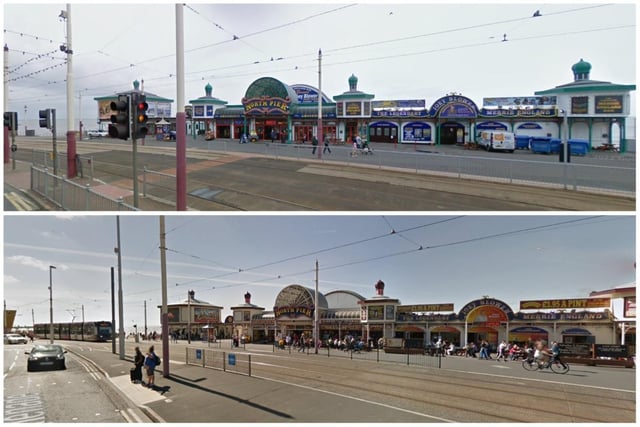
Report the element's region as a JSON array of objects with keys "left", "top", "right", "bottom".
[{"left": 572, "top": 58, "right": 591, "bottom": 75}]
